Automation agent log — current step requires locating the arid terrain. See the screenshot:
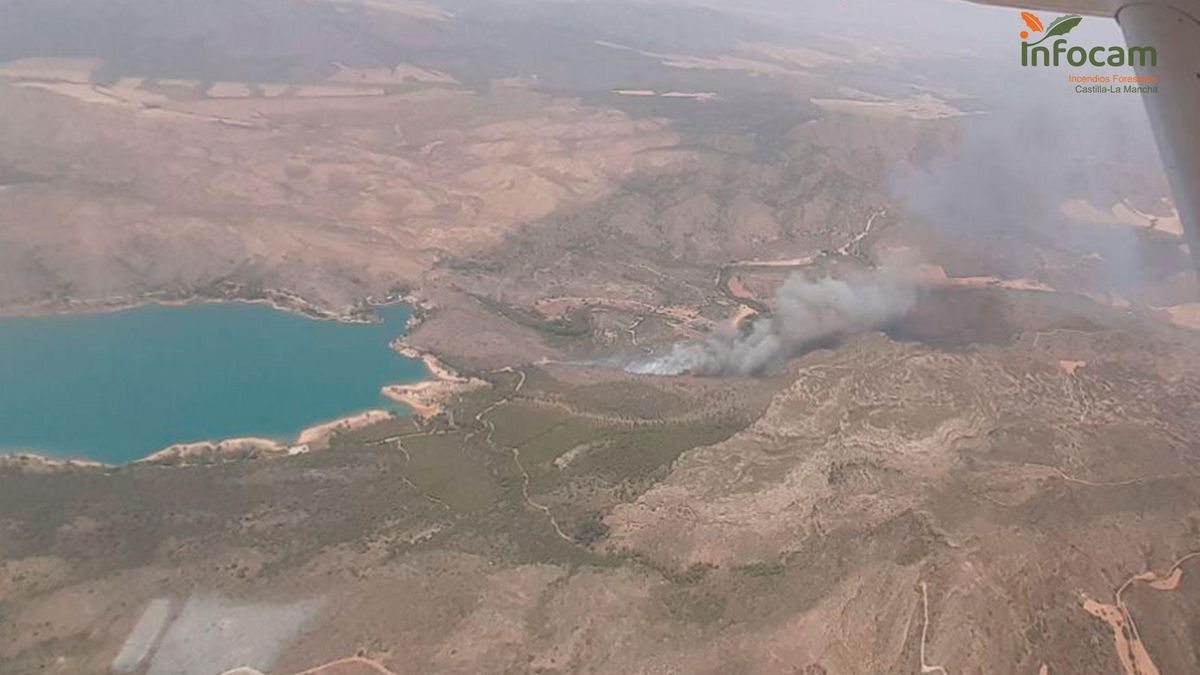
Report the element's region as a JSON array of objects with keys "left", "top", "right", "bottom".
[{"left": 3, "top": 1, "right": 1200, "bottom": 674}]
